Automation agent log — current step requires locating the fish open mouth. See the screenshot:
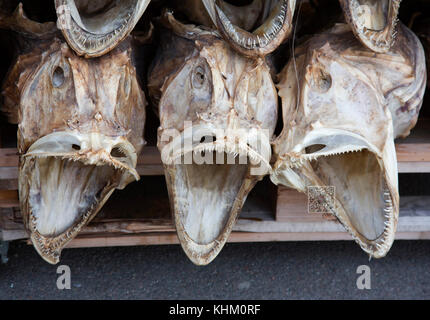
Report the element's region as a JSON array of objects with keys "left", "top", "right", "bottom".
[
  {"left": 306, "top": 148, "right": 397, "bottom": 256},
  {"left": 272, "top": 132, "right": 398, "bottom": 258},
  {"left": 55, "top": 0, "right": 151, "bottom": 57},
  {"left": 20, "top": 132, "right": 139, "bottom": 264},
  {"left": 203, "top": 0, "right": 296, "bottom": 56},
  {"left": 340, "top": 0, "right": 400, "bottom": 52},
  {"left": 161, "top": 126, "right": 271, "bottom": 265}
]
